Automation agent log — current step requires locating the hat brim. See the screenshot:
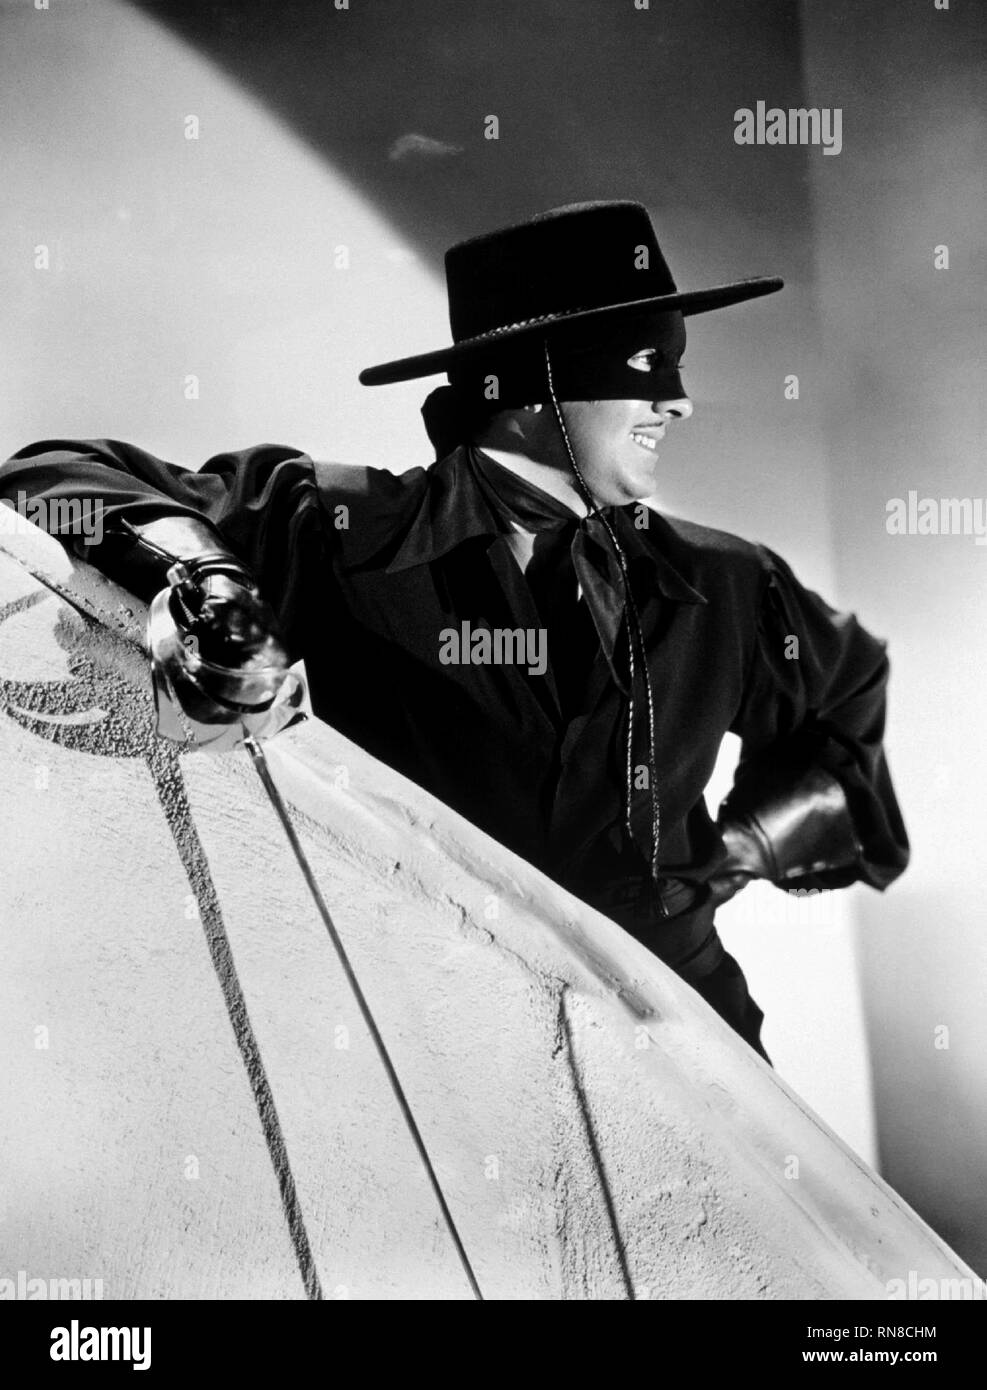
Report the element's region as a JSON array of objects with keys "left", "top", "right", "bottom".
[{"left": 359, "top": 276, "right": 783, "bottom": 386}]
